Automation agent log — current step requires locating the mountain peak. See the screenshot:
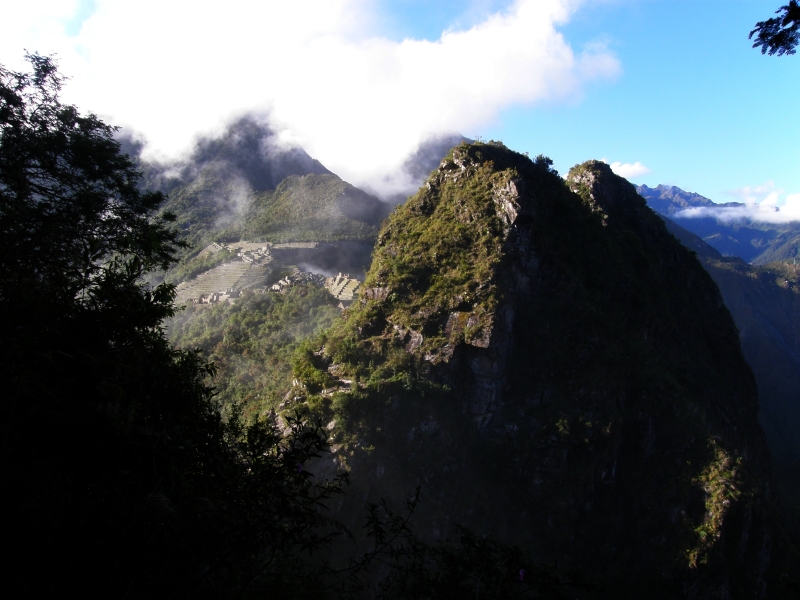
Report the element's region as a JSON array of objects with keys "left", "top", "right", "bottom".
[{"left": 290, "top": 142, "right": 778, "bottom": 595}]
